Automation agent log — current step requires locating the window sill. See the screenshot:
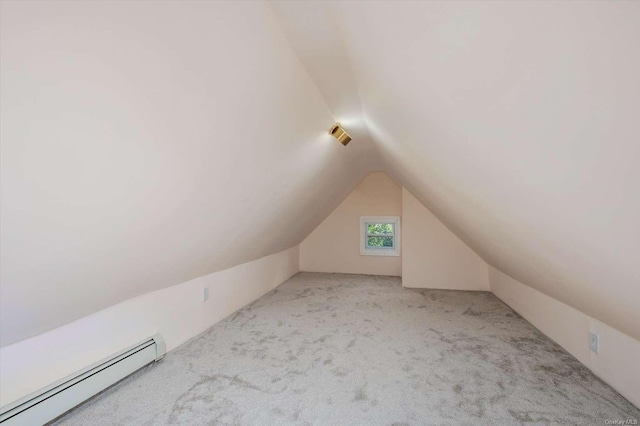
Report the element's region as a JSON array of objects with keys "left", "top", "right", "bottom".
[{"left": 360, "top": 250, "right": 400, "bottom": 257}]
